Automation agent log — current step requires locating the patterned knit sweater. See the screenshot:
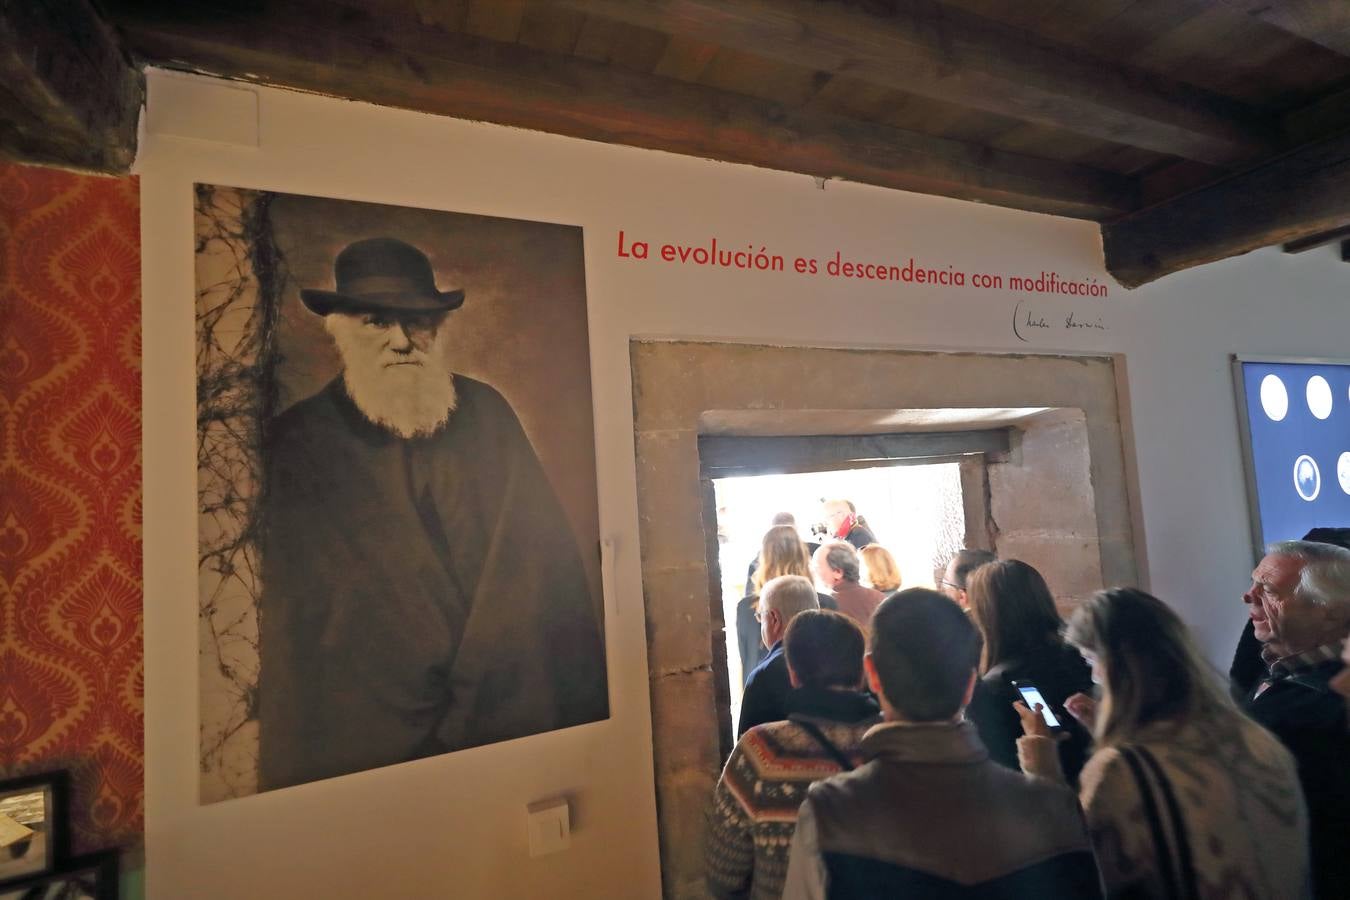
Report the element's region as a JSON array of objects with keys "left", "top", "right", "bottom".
[{"left": 705, "top": 688, "right": 879, "bottom": 900}]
